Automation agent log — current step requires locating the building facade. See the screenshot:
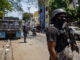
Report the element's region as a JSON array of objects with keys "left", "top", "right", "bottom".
[
  {"left": 33, "top": 11, "right": 39, "bottom": 27},
  {"left": 45, "top": 0, "right": 49, "bottom": 27},
  {"left": 38, "top": 0, "right": 47, "bottom": 30}
]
